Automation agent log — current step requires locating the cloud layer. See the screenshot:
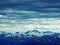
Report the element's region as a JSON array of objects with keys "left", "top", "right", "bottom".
[
  {"left": 0, "top": 18, "right": 60, "bottom": 33},
  {"left": 0, "top": 0, "right": 60, "bottom": 33}
]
